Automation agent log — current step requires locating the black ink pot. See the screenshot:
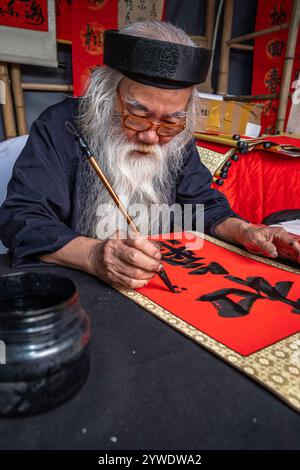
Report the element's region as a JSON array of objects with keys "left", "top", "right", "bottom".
[{"left": 0, "top": 272, "right": 90, "bottom": 417}]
